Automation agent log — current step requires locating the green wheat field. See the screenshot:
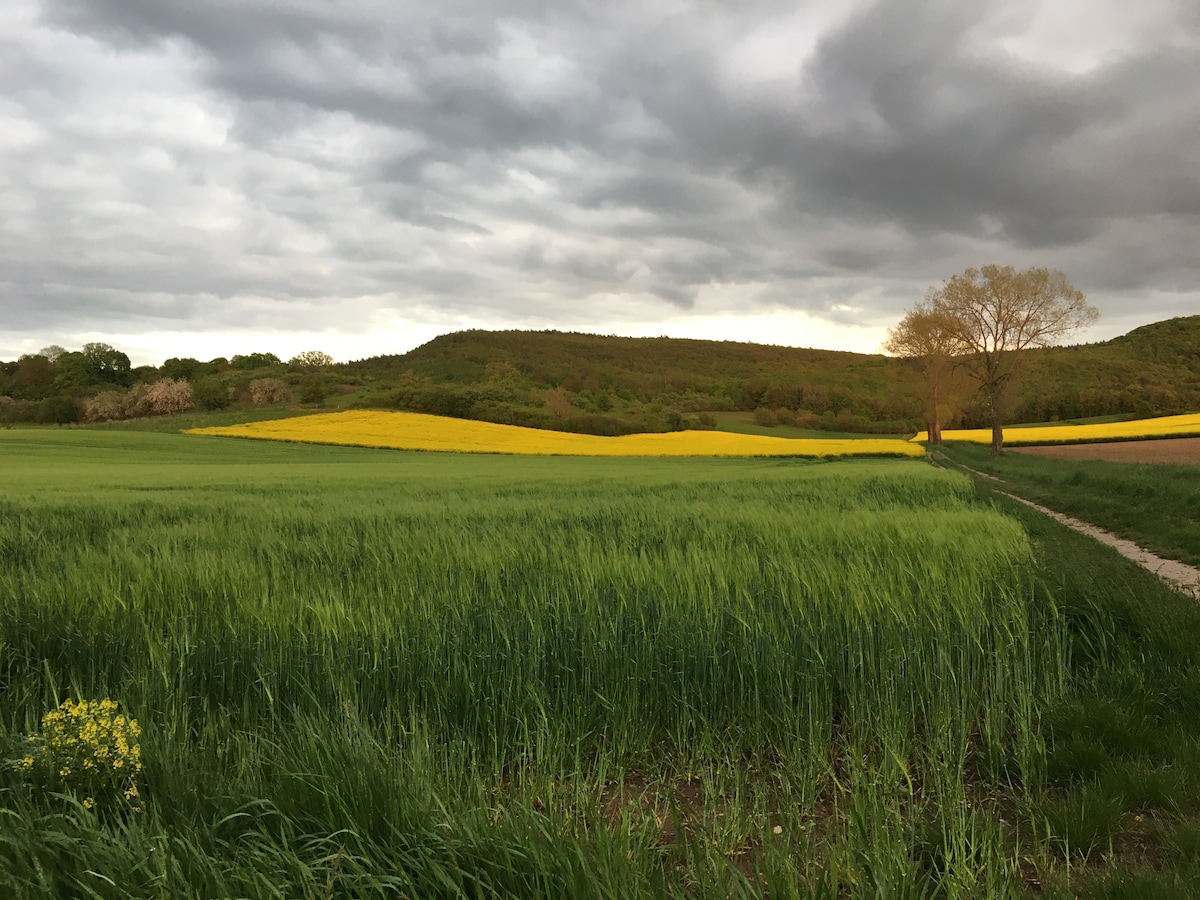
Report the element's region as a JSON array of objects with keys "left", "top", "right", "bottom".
[{"left": 5, "top": 429, "right": 1200, "bottom": 897}]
